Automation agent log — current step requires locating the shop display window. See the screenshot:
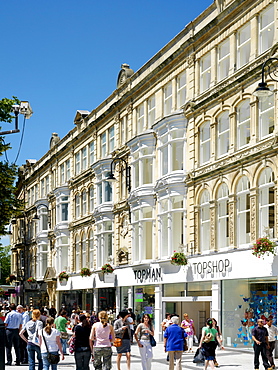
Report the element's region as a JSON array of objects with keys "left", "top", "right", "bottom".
[
  {"left": 134, "top": 286, "right": 155, "bottom": 323},
  {"left": 163, "top": 283, "right": 185, "bottom": 297},
  {"left": 222, "top": 278, "right": 277, "bottom": 349},
  {"left": 187, "top": 281, "right": 212, "bottom": 296}
]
